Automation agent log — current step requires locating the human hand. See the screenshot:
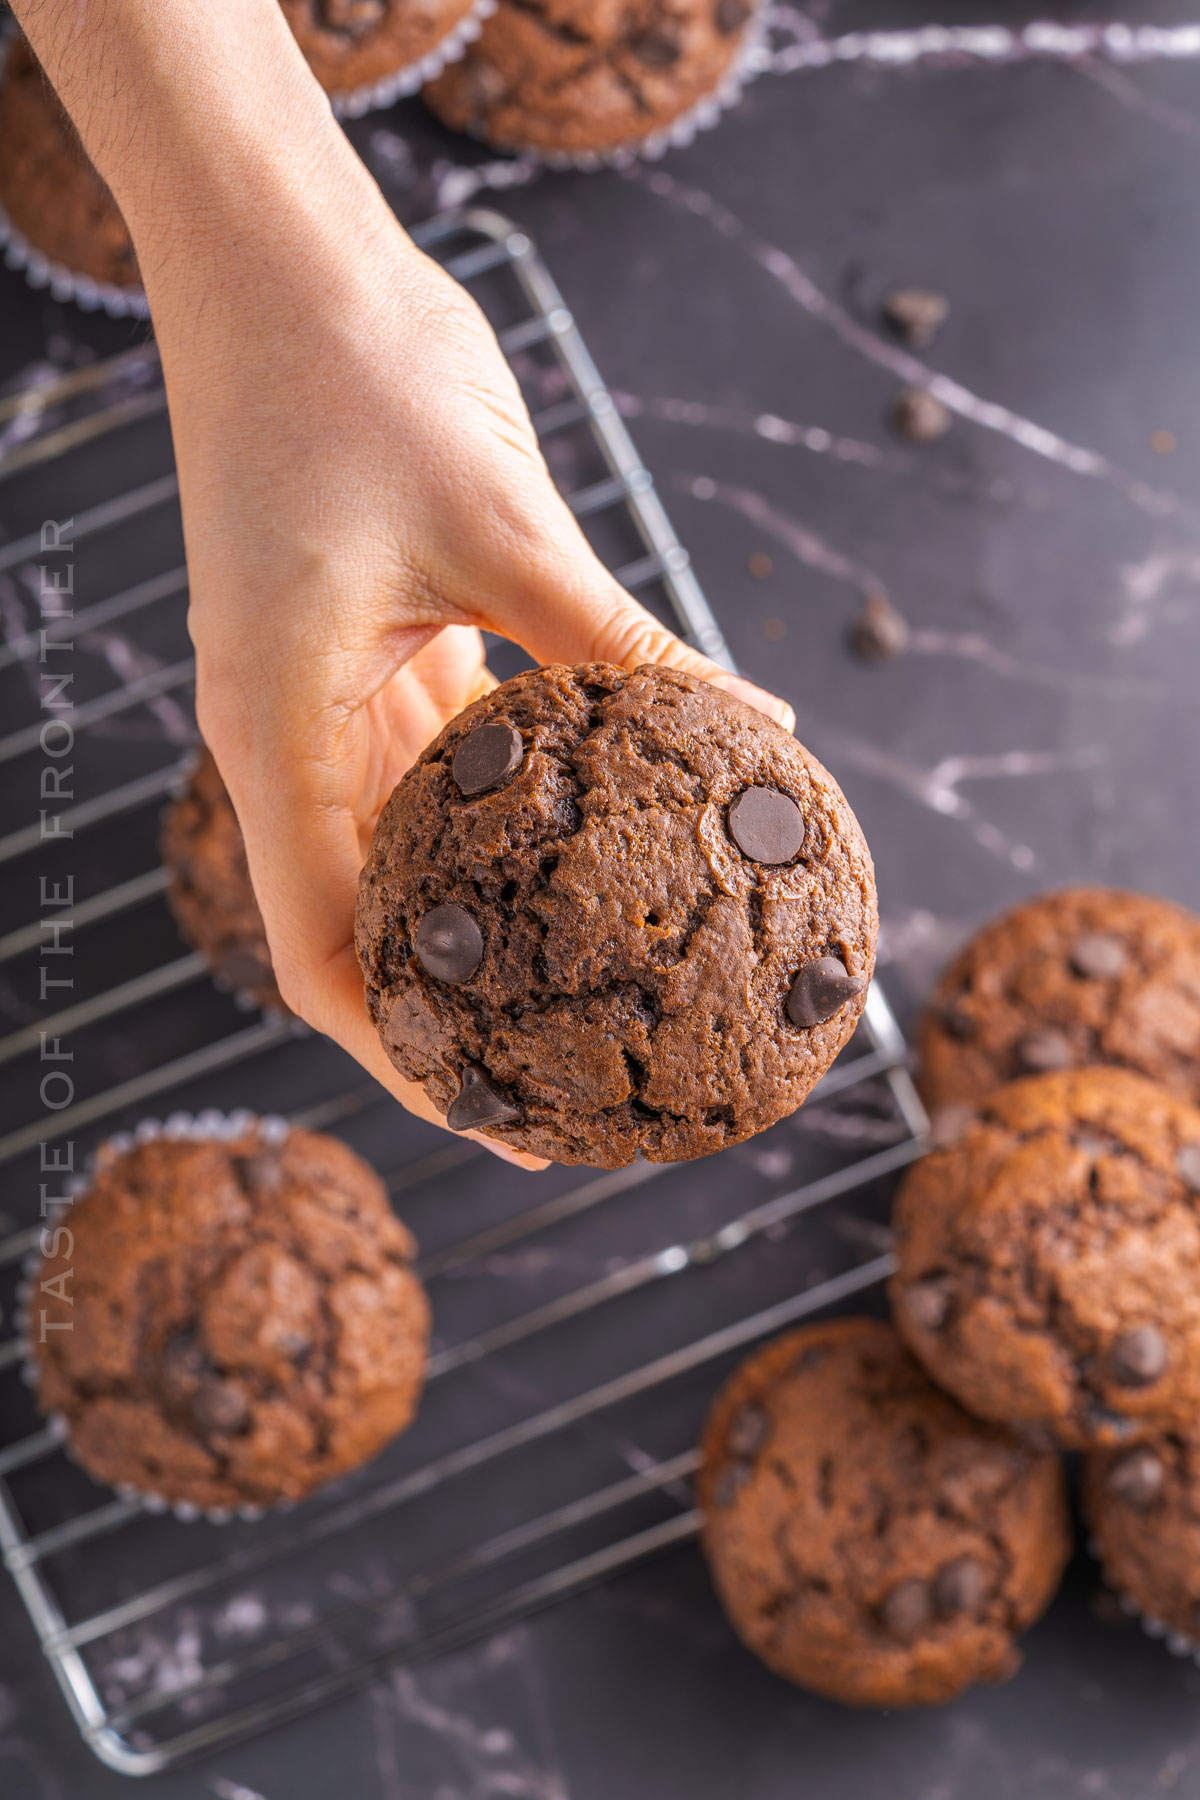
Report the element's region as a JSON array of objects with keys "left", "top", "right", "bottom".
[{"left": 13, "top": 0, "right": 794, "bottom": 1163}]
